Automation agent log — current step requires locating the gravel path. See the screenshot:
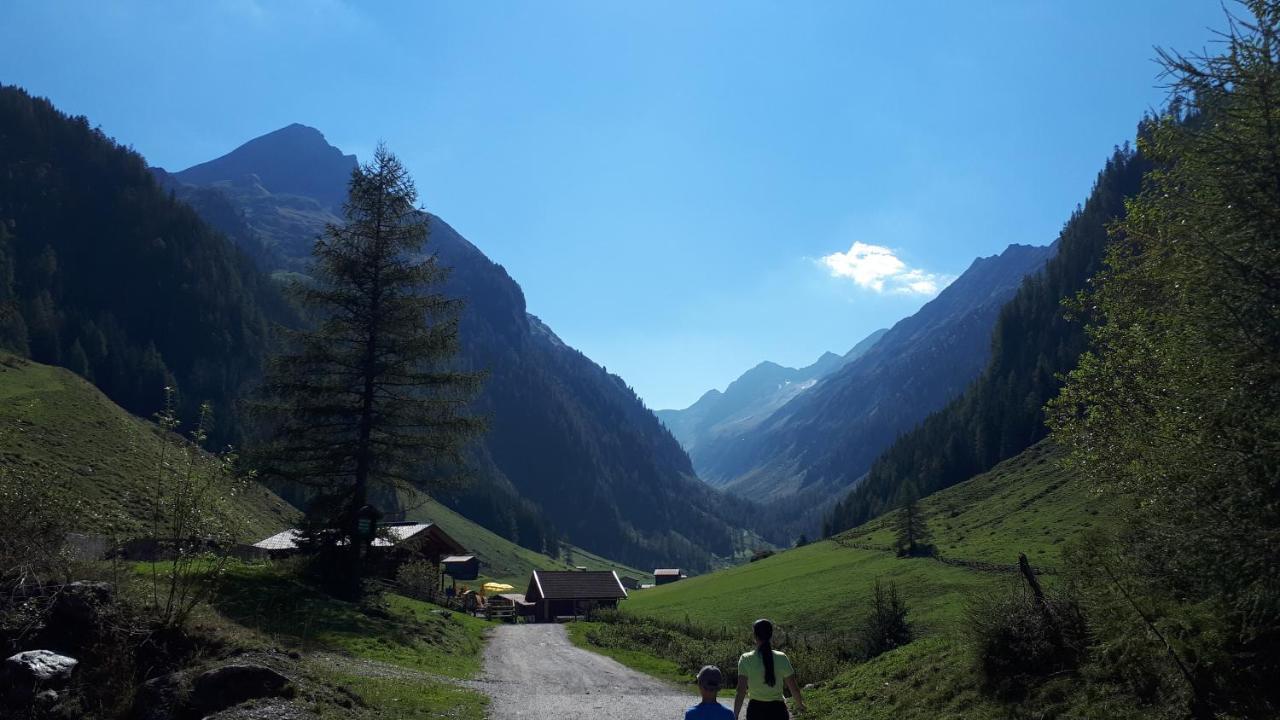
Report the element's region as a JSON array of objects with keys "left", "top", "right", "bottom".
[{"left": 474, "top": 624, "right": 695, "bottom": 719}]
